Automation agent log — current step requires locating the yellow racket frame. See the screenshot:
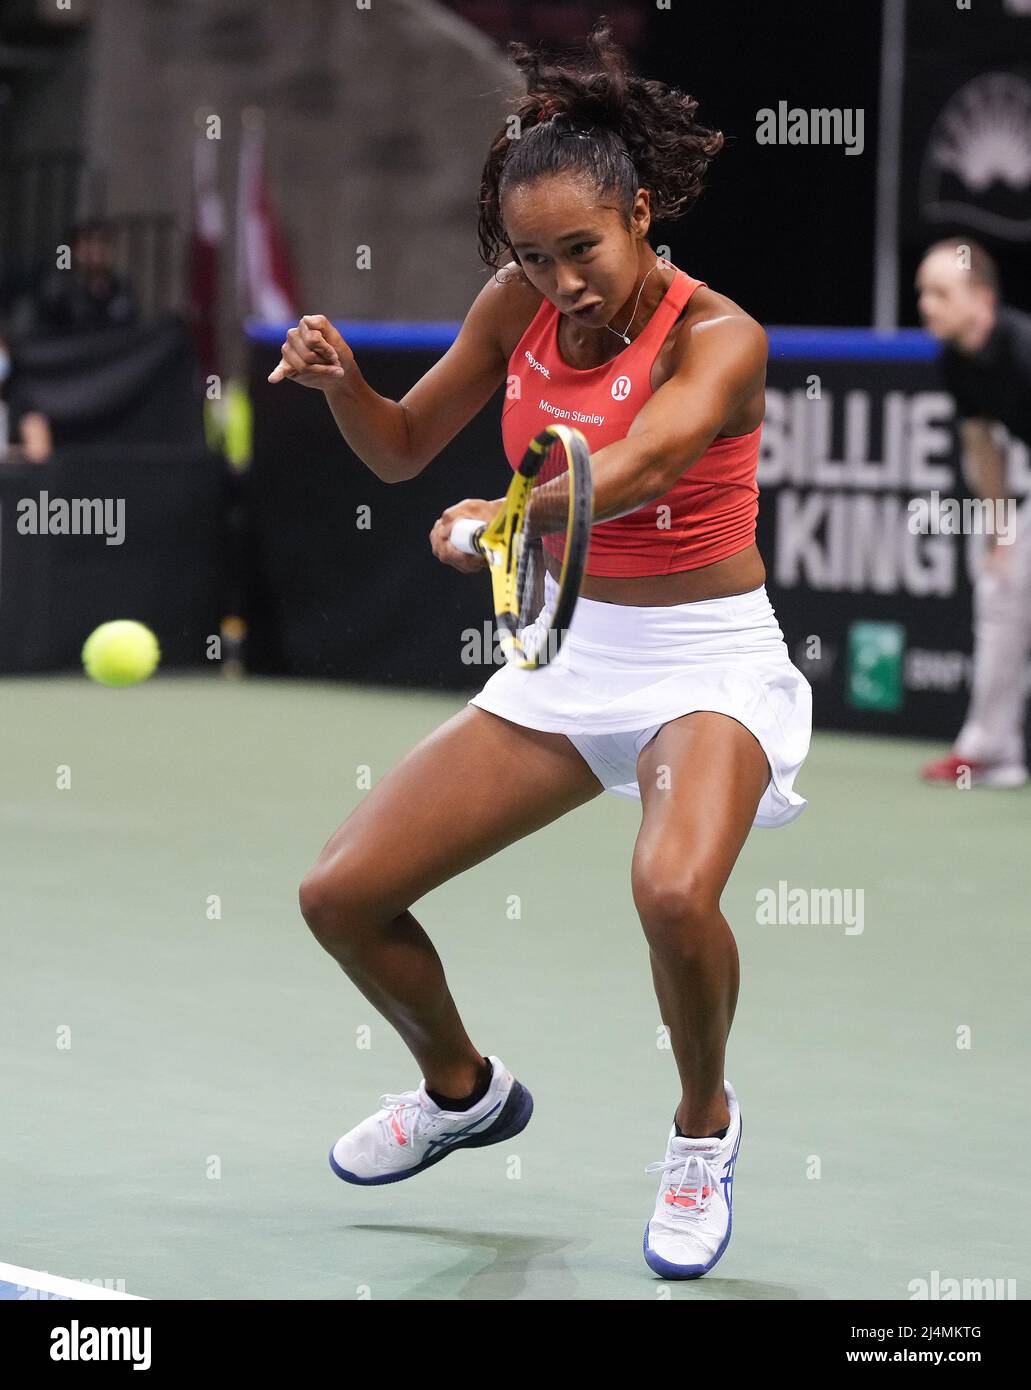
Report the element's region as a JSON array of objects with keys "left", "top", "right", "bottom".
[{"left": 474, "top": 423, "right": 591, "bottom": 669}]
